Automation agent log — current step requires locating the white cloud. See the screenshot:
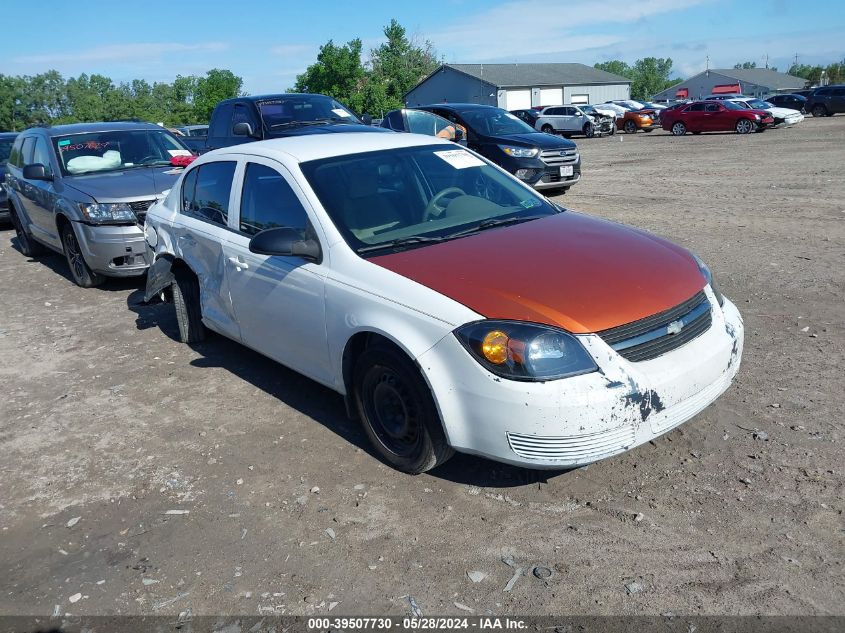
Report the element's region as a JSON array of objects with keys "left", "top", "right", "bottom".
[
  {"left": 428, "top": 0, "right": 714, "bottom": 60},
  {"left": 14, "top": 42, "right": 229, "bottom": 66}
]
